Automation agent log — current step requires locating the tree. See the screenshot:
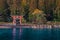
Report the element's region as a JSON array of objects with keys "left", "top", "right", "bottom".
[
  {"left": 23, "top": 4, "right": 30, "bottom": 22},
  {"left": 44, "top": 0, "right": 57, "bottom": 21},
  {"left": 2, "top": 1, "right": 12, "bottom": 22}
]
